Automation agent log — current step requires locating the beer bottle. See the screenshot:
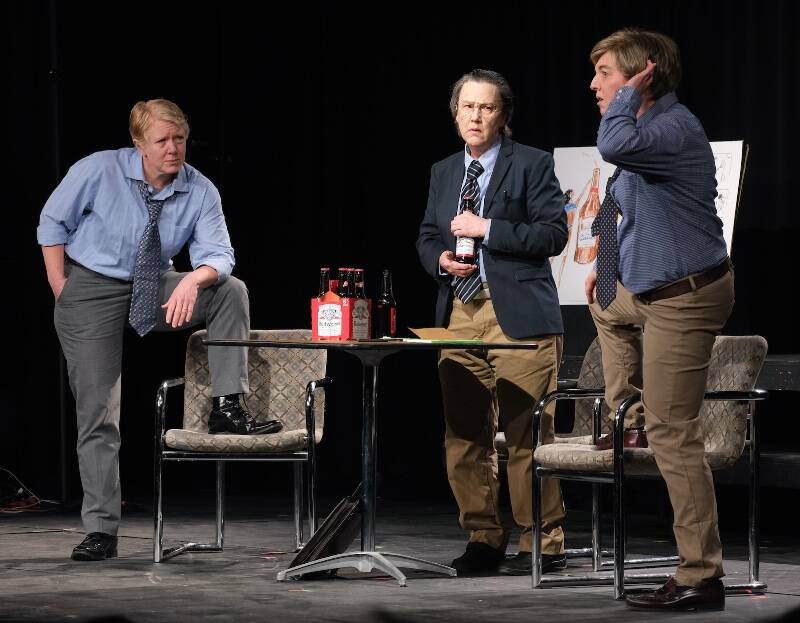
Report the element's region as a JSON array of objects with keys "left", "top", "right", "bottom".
[
  {"left": 455, "top": 195, "right": 477, "bottom": 264},
  {"left": 347, "top": 267, "right": 356, "bottom": 298},
  {"left": 337, "top": 267, "right": 349, "bottom": 298},
  {"left": 354, "top": 268, "right": 366, "bottom": 299},
  {"left": 351, "top": 268, "right": 370, "bottom": 340},
  {"left": 317, "top": 271, "right": 343, "bottom": 340},
  {"left": 318, "top": 267, "right": 330, "bottom": 298},
  {"left": 375, "top": 269, "right": 397, "bottom": 338}
]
